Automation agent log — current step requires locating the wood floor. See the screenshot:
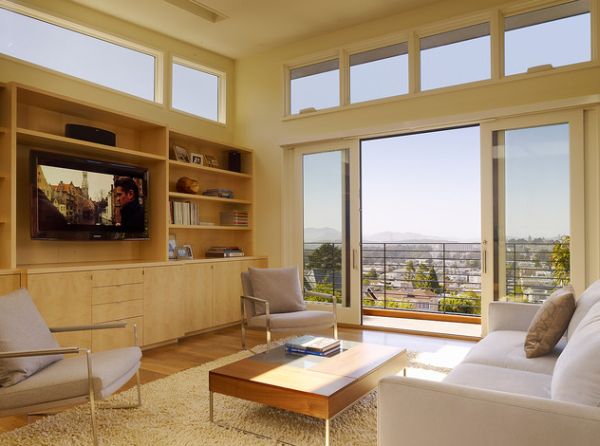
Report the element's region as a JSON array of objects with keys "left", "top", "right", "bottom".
[{"left": 0, "top": 325, "right": 476, "bottom": 435}]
